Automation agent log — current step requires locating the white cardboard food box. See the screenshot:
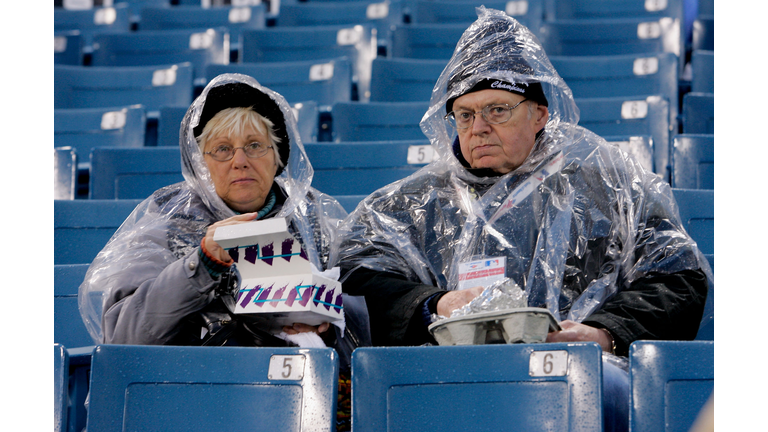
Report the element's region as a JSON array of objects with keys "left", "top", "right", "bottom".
[{"left": 213, "top": 218, "right": 343, "bottom": 332}]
